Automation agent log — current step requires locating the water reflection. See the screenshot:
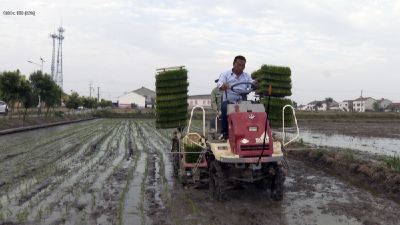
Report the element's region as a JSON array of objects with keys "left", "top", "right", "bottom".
[{"left": 274, "top": 129, "right": 400, "bottom": 156}]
